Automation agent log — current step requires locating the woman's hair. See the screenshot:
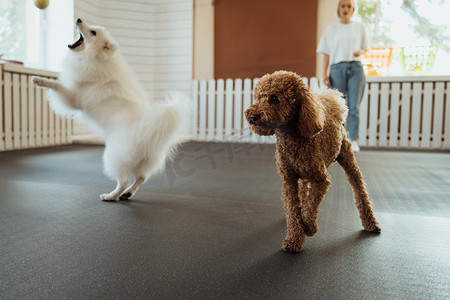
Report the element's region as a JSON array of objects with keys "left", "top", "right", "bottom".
[{"left": 337, "top": 0, "right": 356, "bottom": 17}]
